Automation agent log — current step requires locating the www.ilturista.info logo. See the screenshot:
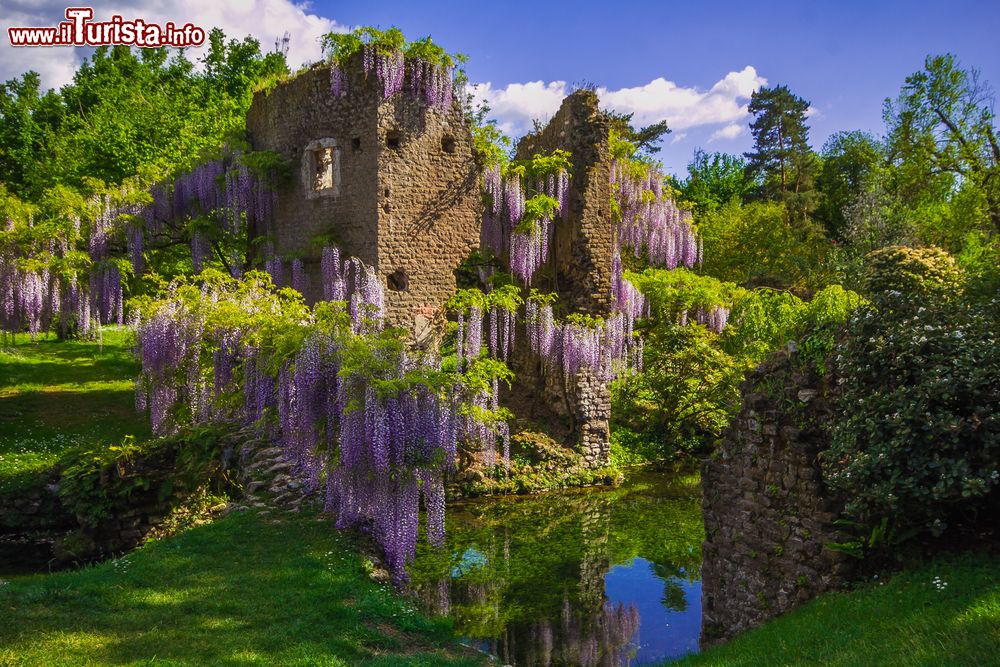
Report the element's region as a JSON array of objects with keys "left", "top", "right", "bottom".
[{"left": 7, "top": 7, "right": 206, "bottom": 48}]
